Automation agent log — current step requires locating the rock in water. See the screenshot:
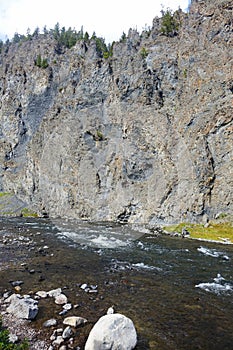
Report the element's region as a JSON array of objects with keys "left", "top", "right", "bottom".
[
  {"left": 6, "top": 294, "right": 38, "bottom": 320},
  {"left": 85, "top": 313, "right": 137, "bottom": 350},
  {"left": 63, "top": 316, "right": 87, "bottom": 327}
]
